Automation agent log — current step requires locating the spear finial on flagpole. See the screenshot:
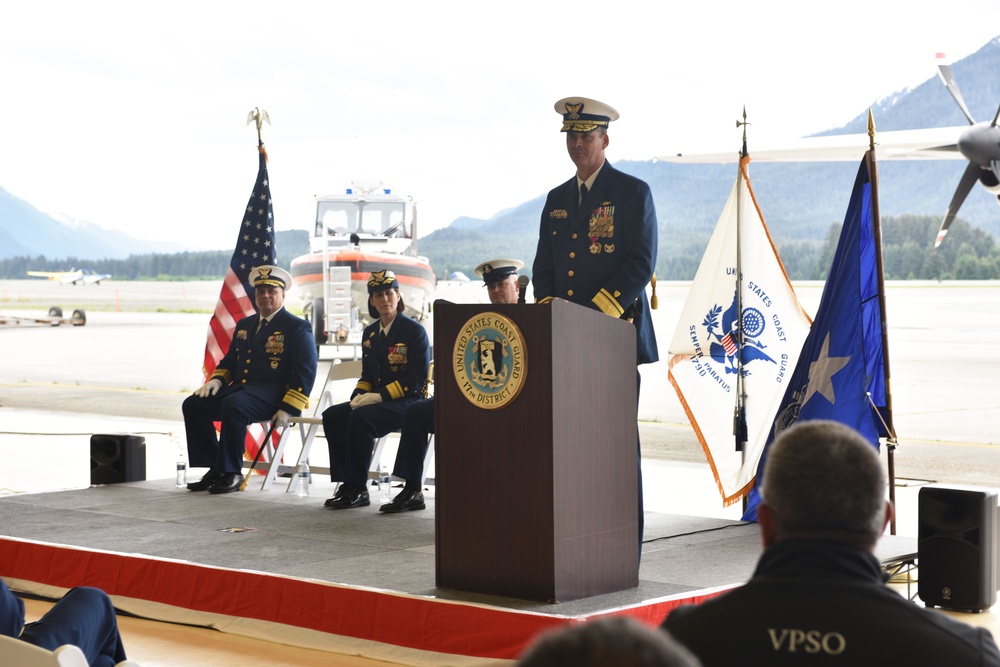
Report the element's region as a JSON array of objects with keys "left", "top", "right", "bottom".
[
  {"left": 246, "top": 107, "right": 271, "bottom": 160},
  {"left": 867, "top": 108, "right": 876, "bottom": 152},
  {"left": 736, "top": 106, "right": 751, "bottom": 158}
]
